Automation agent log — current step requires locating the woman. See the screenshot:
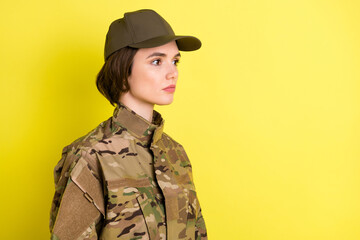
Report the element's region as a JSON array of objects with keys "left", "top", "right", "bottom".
[{"left": 49, "top": 9, "right": 207, "bottom": 240}]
